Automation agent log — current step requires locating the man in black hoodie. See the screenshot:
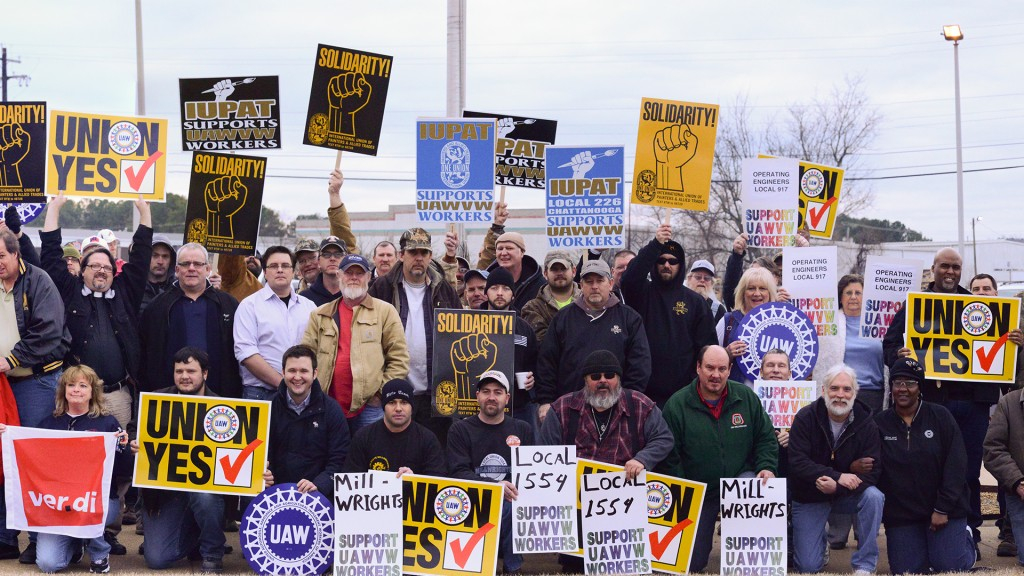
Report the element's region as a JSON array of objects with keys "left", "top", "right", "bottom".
[{"left": 619, "top": 224, "right": 716, "bottom": 407}]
